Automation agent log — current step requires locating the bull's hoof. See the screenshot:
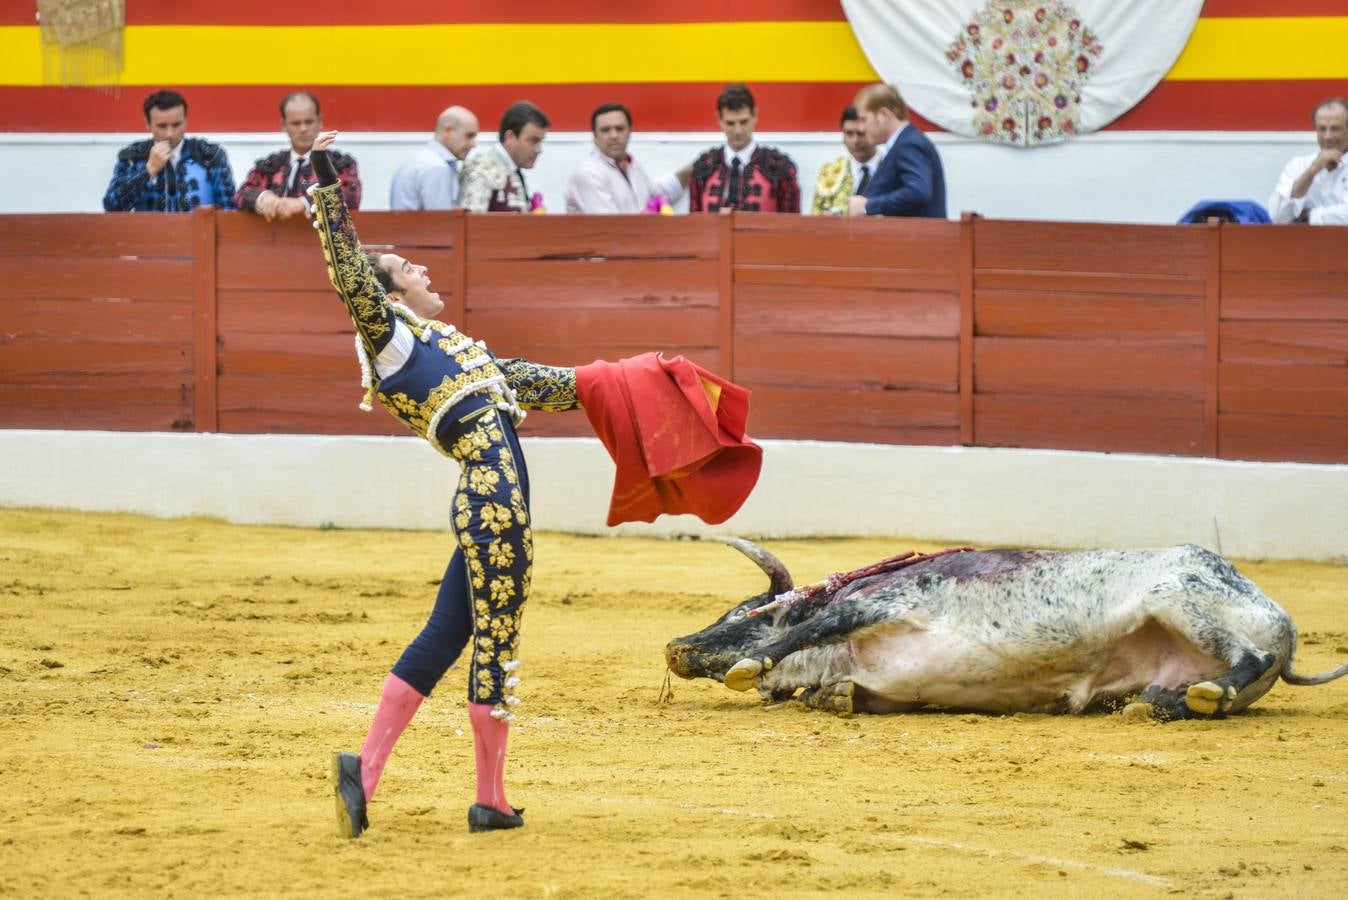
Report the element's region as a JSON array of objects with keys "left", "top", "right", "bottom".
[
  {"left": 804, "top": 682, "right": 855, "bottom": 716},
  {"left": 724, "top": 657, "right": 768, "bottom": 692},
  {"left": 1185, "top": 681, "right": 1236, "bottom": 716},
  {"left": 1120, "top": 701, "right": 1156, "bottom": 721}
]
